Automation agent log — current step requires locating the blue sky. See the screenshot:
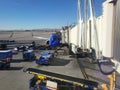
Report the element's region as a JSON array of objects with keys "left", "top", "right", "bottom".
[{"left": 0, "top": 0, "right": 105, "bottom": 30}]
